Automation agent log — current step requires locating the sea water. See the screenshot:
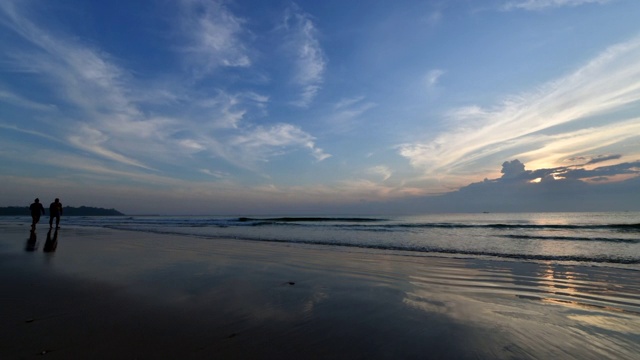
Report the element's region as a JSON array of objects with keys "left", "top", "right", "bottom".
[{"left": 8, "top": 211, "right": 638, "bottom": 269}]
